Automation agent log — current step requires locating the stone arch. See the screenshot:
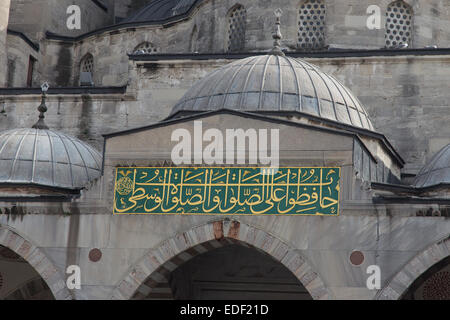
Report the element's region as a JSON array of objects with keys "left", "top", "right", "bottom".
[
  {"left": 377, "top": 234, "right": 450, "bottom": 300},
  {"left": 0, "top": 226, "right": 71, "bottom": 300},
  {"left": 110, "top": 219, "right": 331, "bottom": 300}
]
